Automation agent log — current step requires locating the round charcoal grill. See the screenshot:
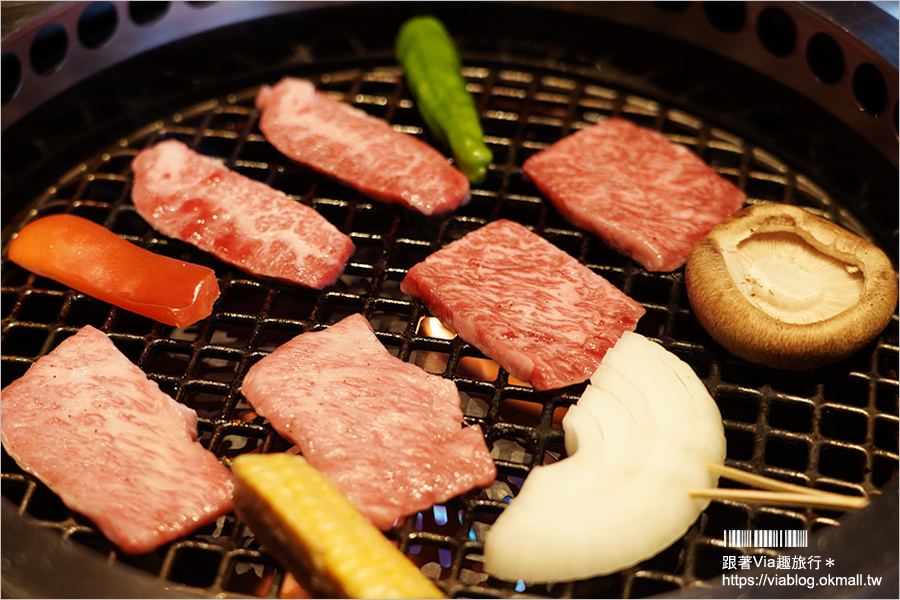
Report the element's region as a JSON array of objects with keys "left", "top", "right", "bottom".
[{"left": 1, "top": 2, "right": 898, "bottom": 598}]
